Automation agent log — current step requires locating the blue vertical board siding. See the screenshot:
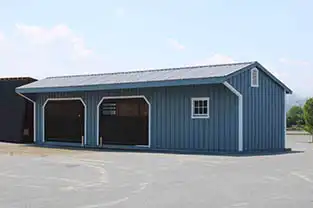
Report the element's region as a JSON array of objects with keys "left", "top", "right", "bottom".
[
  {"left": 32, "top": 84, "right": 239, "bottom": 152},
  {"left": 228, "top": 67, "right": 285, "bottom": 151}
]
